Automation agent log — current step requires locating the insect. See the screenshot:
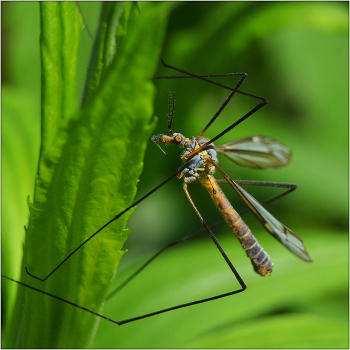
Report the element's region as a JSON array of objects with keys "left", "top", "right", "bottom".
[
  {"left": 151, "top": 126, "right": 310, "bottom": 277},
  {"left": 4, "top": 61, "right": 311, "bottom": 326},
  {"left": 151, "top": 62, "right": 311, "bottom": 277}
]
